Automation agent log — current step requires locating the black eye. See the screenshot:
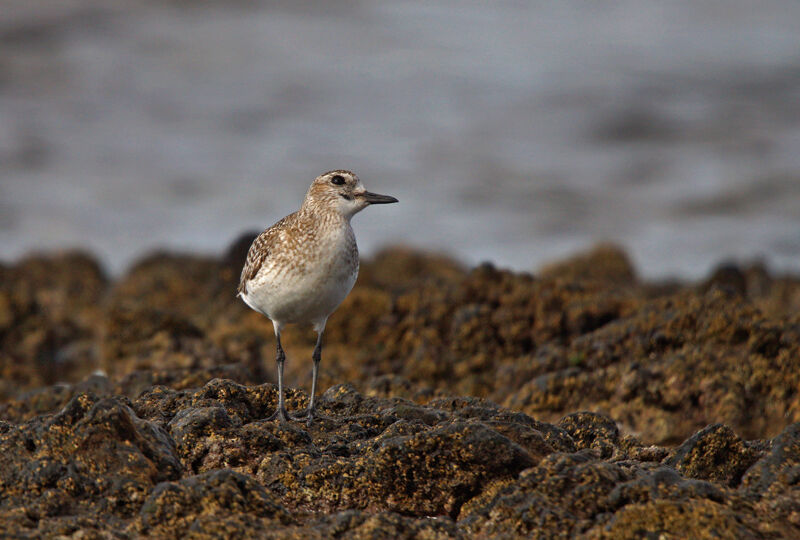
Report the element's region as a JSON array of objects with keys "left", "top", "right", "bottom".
[{"left": 331, "top": 175, "right": 345, "bottom": 186}]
